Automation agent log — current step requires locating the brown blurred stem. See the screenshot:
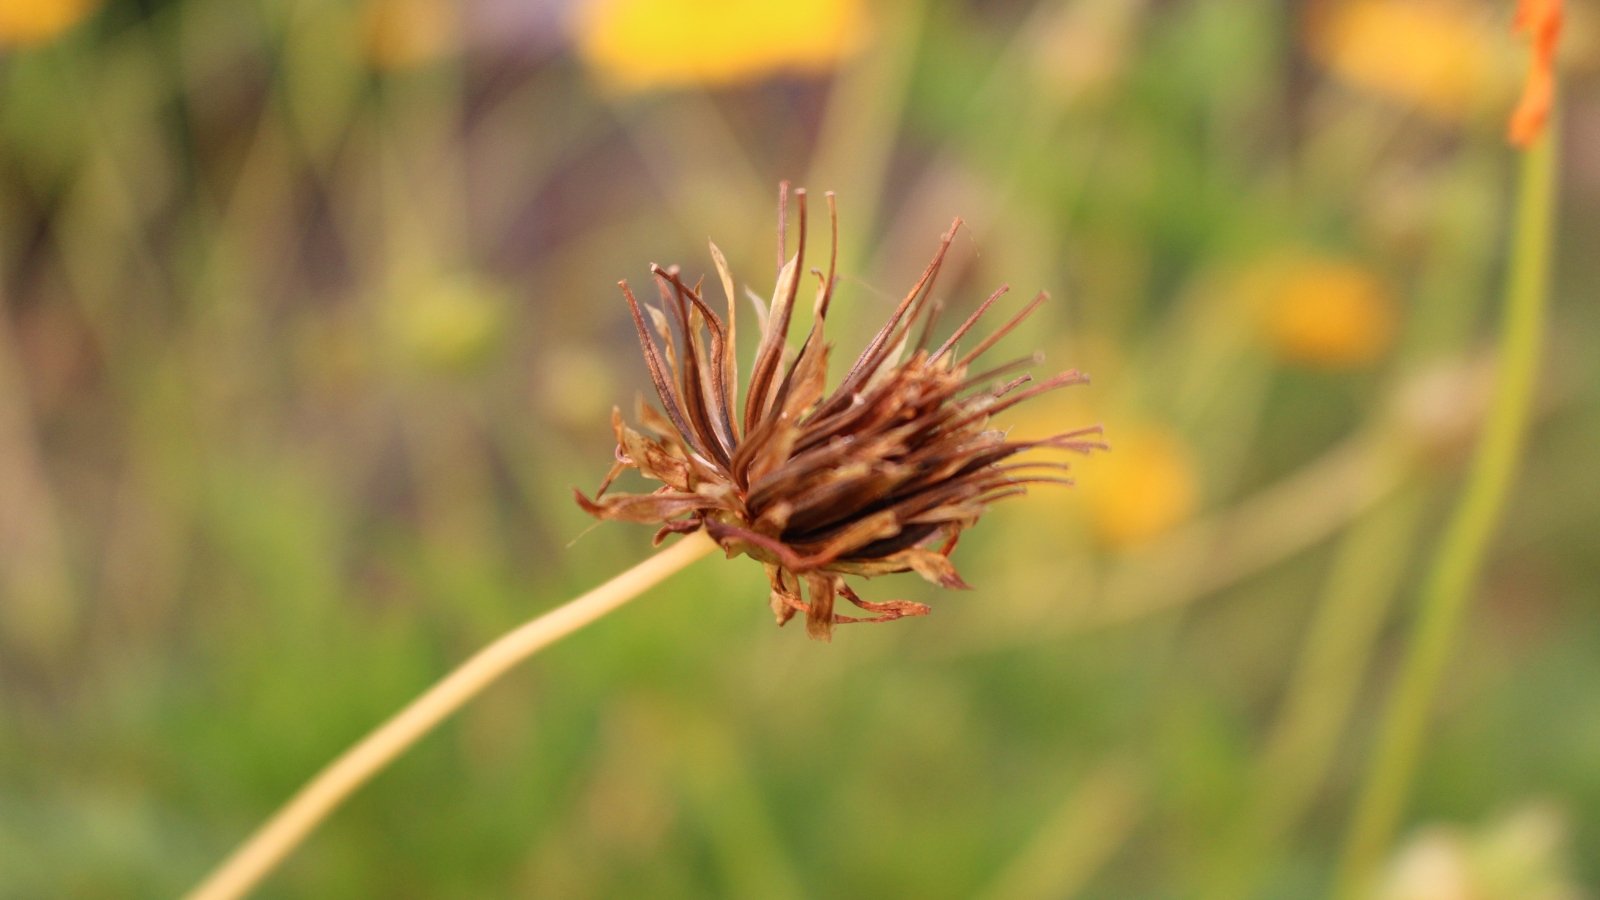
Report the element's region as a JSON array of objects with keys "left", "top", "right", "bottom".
[{"left": 186, "top": 531, "right": 718, "bottom": 900}]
